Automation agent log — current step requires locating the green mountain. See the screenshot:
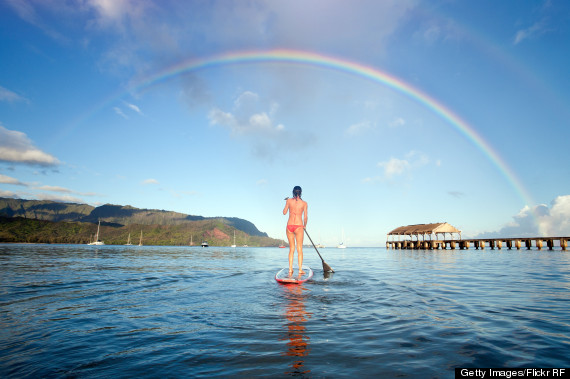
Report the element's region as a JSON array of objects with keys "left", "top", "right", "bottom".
[{"left": 0, "top": 198, "right": 281, "bottom": 246}]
